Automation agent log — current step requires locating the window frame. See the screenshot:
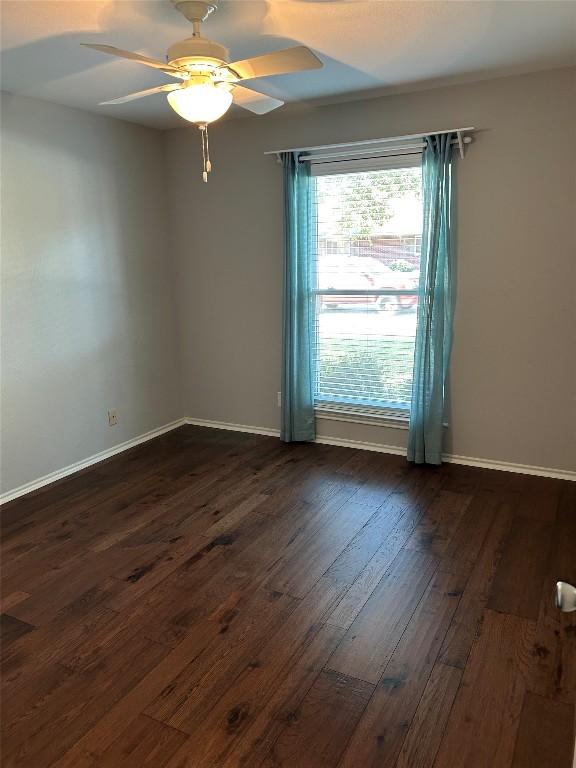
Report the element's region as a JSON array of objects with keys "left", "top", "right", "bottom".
[{"left": 310, "top": 152, "right": 423, "bottom": 425}]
